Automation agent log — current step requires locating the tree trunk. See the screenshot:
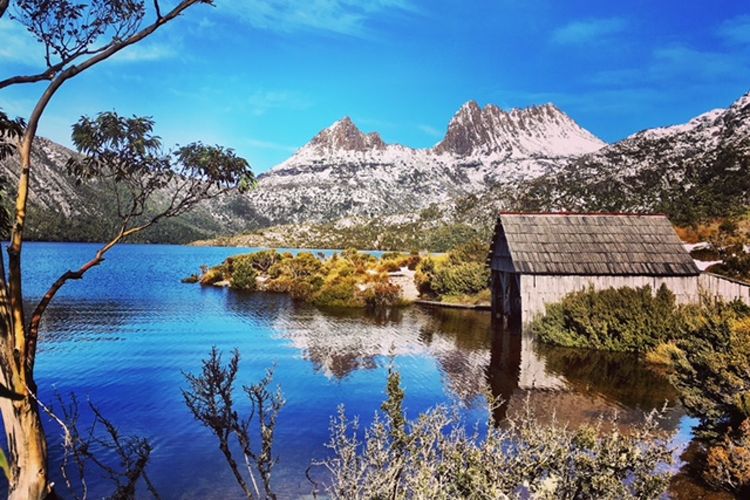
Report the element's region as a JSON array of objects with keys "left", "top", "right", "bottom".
[
  {"left": 0, "top": 138, "right": 52, "bottom": 498},
  {"left": 0, "top": 392, "right": 50, "bottom": 499}
]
